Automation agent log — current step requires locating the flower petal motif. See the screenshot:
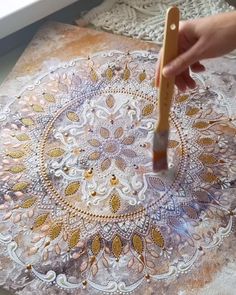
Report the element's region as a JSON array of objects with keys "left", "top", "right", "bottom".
[
  {"left": 88, "top": 152, "right": 101, "bottom": 160},
  {"left": 106, "top": 94, "right": 115, "bottom": 108},
  {"left": 101, "top": 158, "right": 111, "bottom": 171},
  {"left": 100, "top": 127, "right": 110, "bottom": 139},
  {"left": 114, "top": 127, "right": 124, "bottom": 139},
  {"left": 88, "top": 139, "right": 101, "bottom": 147},
  {"left": 122, "top": 135, "right": 135, "bottom": 145},
  {"left": 115, "top": 157, "right": 127, "bottom": 171},
  {"left": 122, "top": 148, "right": 137, "bottom": 158}
]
